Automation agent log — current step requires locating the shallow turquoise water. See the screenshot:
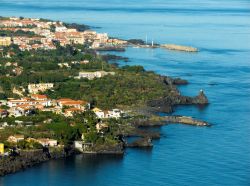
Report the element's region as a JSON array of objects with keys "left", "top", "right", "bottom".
[{"left": 0, "top": 0, "right": 250, "bottom": 185}]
